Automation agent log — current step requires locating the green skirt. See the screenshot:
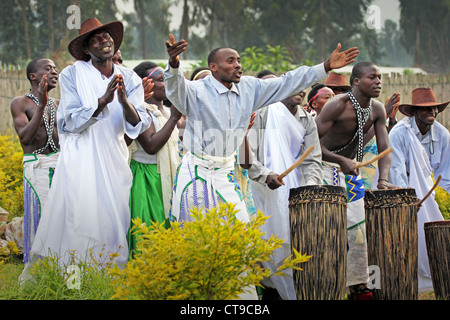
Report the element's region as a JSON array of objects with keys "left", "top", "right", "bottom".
[{"left": 128, "top": 160, "right": 169, "bottom": 259}]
